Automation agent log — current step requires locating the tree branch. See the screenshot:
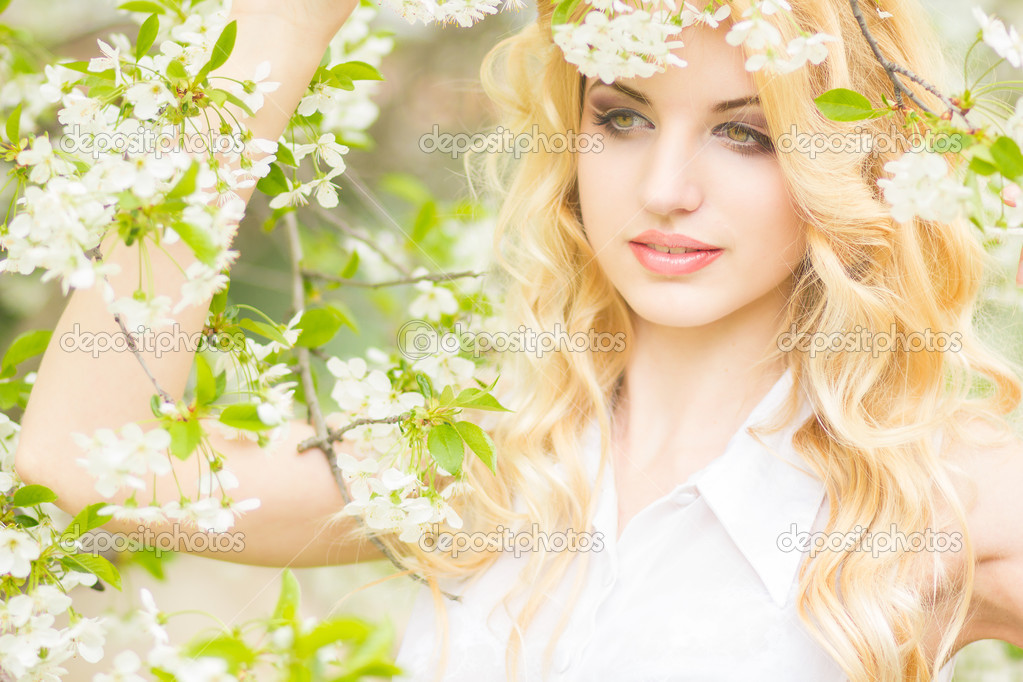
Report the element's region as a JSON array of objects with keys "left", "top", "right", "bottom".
[
  {"left": 301, "top": 267, "right": 485, "bottom": 289},
  {"left": 282, "top": 211, "right": 460, "bottom": 602},
  {"left": 848, "top": 0, "right": 970, "bottom": 121}
]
